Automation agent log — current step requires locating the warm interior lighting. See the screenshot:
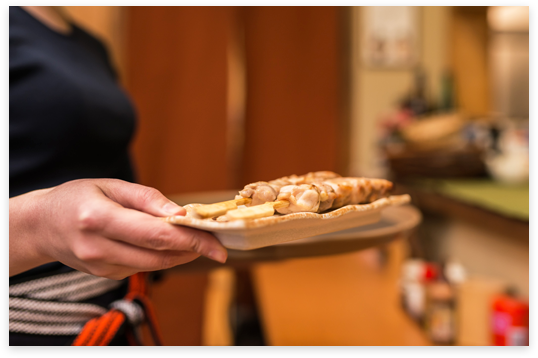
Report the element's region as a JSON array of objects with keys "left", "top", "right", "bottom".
[{"left": 487, "top": 6, "right": 529, "bottom": 32}]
